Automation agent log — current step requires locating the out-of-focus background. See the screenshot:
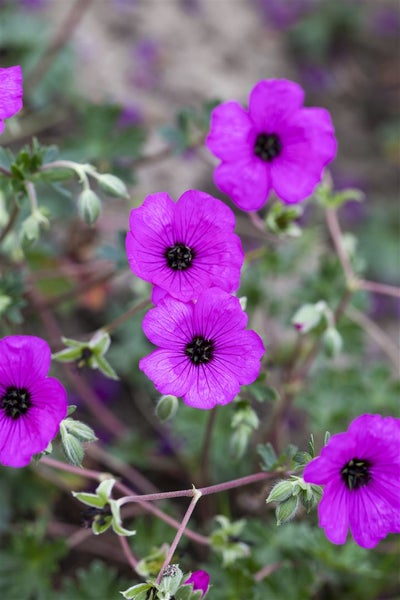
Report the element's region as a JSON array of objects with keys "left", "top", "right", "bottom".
[{"left": 0, "top": 1, "right": 399, "bottom": 599}]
